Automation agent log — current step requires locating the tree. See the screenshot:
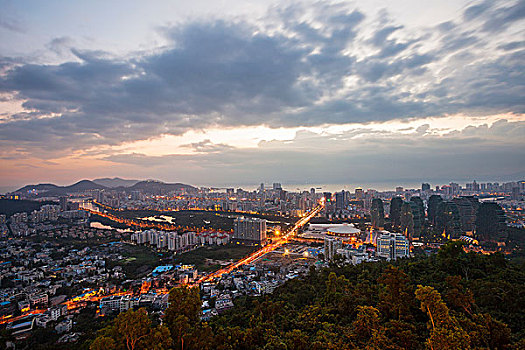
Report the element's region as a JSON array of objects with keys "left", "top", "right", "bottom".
[
  {"left": 91, "top": 308, "right": 156, "bottom": 350},
  {"left": 90, "top": 336, "right": 116, "bottom": 350},
  {"left": 113, "top": 308, "right": 152, "bottom": 350},
  {"left": 378, "top": 266, "right": 413, "bottom": 320},
  {"left": 165, "top": 285, "right": 202, "bottom": 350},
  {"left": 351, "top": 306, "right": 380, "bottom": 343},
  {"left": 166, "top": 285, "right": 201, "bottom": 324},
  {"left": 469, "top": 313, "right": 511, "bottom": 350},
  {"left": 444, "top": 276, "right": 474, "bottom": 315},
  {"left": 437, "top": 241, "right": 467, "bottom": 277},
  {"left": 284, "top": 329, "right": 309, "bottom": 350},
  {"left": 415, "top": 285, "right": 470, "bottom": 350},
  {"left": 140, "top": 325, "right": 173, "bottom": 350}
]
